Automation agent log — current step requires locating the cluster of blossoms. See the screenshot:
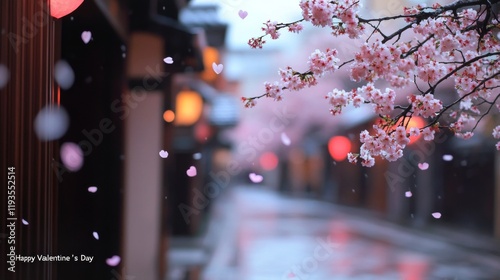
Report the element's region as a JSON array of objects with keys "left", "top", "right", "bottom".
[
  {"left": 325, "top": 83, "right": 397, "bottom": 116},
  {"left": 262, "top": 20, "right": 280, "bottom": 40},
  {"left": 308, "top": 48, "right": 339, "bottom": 76},
  {"left": 348, "top": 125, "right": 408, "bottom": 167},
  {"left": 493, "top": 126, "right": 500, "bottom": 150},
  {"left": 242, "top": 48, "right": 340, "bottom": 106},
  {"left": 299, "top": 0, "right": 364, "bottom": 38},
  {"left": 408, "top": 94, "right": 443, "bottom": 118},
  {"left": 245, "top": 0, "right": 500, "bottom": 164}
]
